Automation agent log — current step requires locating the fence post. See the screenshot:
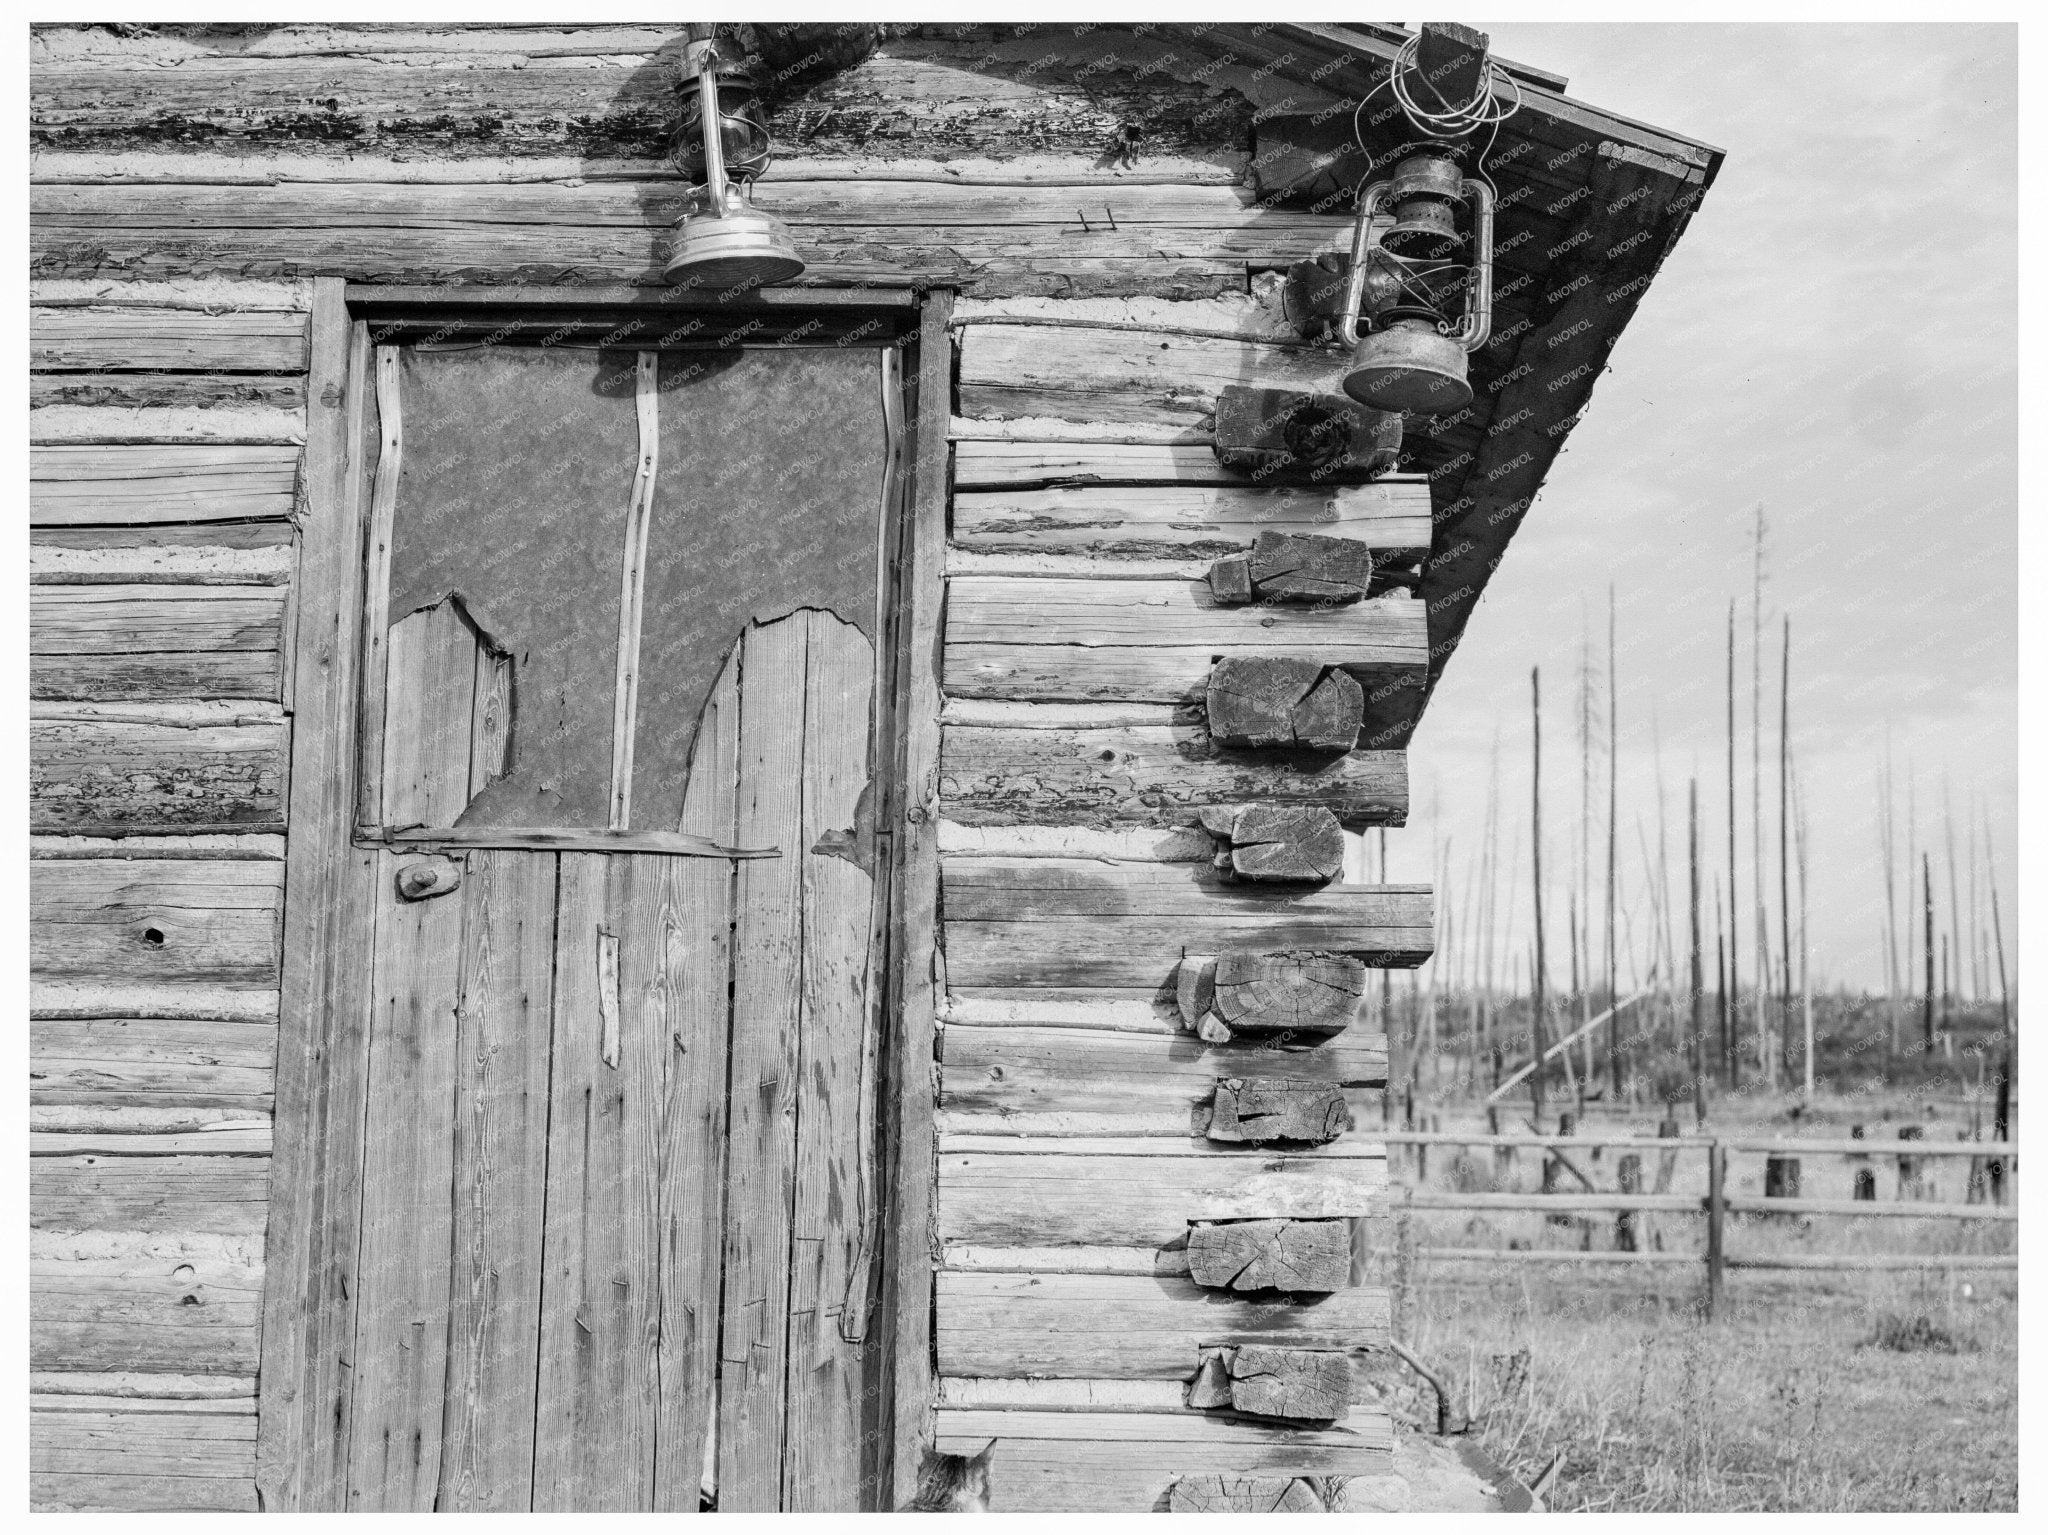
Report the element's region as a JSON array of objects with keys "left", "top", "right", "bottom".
[{"left": 1703, "top": 1139, "right": 1726, "bottom": 1318}]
